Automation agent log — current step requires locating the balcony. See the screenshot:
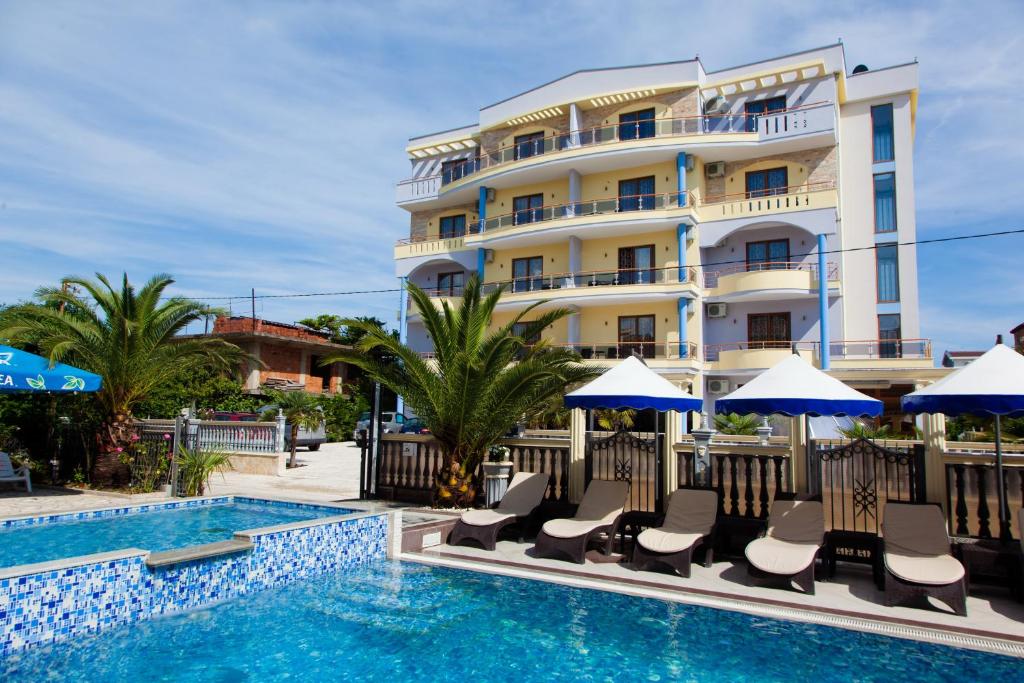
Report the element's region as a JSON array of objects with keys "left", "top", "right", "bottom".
[
  {"left": 394, "top": 234, "right": 470, "bottom": 260},
  {"left": 412, "top": 265, "right": 699, "bottom": 311},
  {"left": 704, "top": 261, "right": 839, "bottom": 302},
  {"left": 396, "top": 102, "right": 836, "bottom": 206},
  {"left": 695, "top": 181, "right": 836, "bottom": 223},
  {"left": 705, "top": 339, "right": 933, "bottom": 373},
  {"left": 419, "top": 341, "right": 699, "bottom": 364}
]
